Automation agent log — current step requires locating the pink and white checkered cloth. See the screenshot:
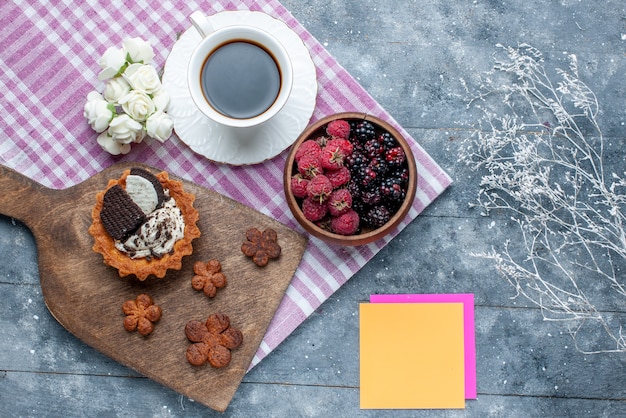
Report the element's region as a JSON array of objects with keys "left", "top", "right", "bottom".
[{"left": 0, "top": 0, "right": 452, "bottom": 368}]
